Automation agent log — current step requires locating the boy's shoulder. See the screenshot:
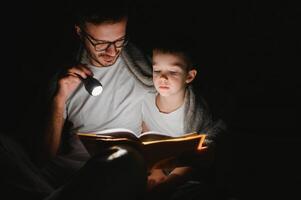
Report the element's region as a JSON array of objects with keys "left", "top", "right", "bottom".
[
  {"left": 144, "top": 91, "right": 157, "bottom": 100},
  {"left": 142, "top": 91, "right": 157, "bottom": 108}
]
